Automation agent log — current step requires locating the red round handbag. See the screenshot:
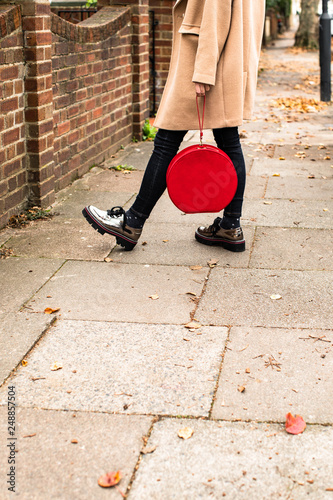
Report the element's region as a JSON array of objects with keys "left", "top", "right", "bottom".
[{"left": 166, "top": 96, "right": 238, "bottom": 214}]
